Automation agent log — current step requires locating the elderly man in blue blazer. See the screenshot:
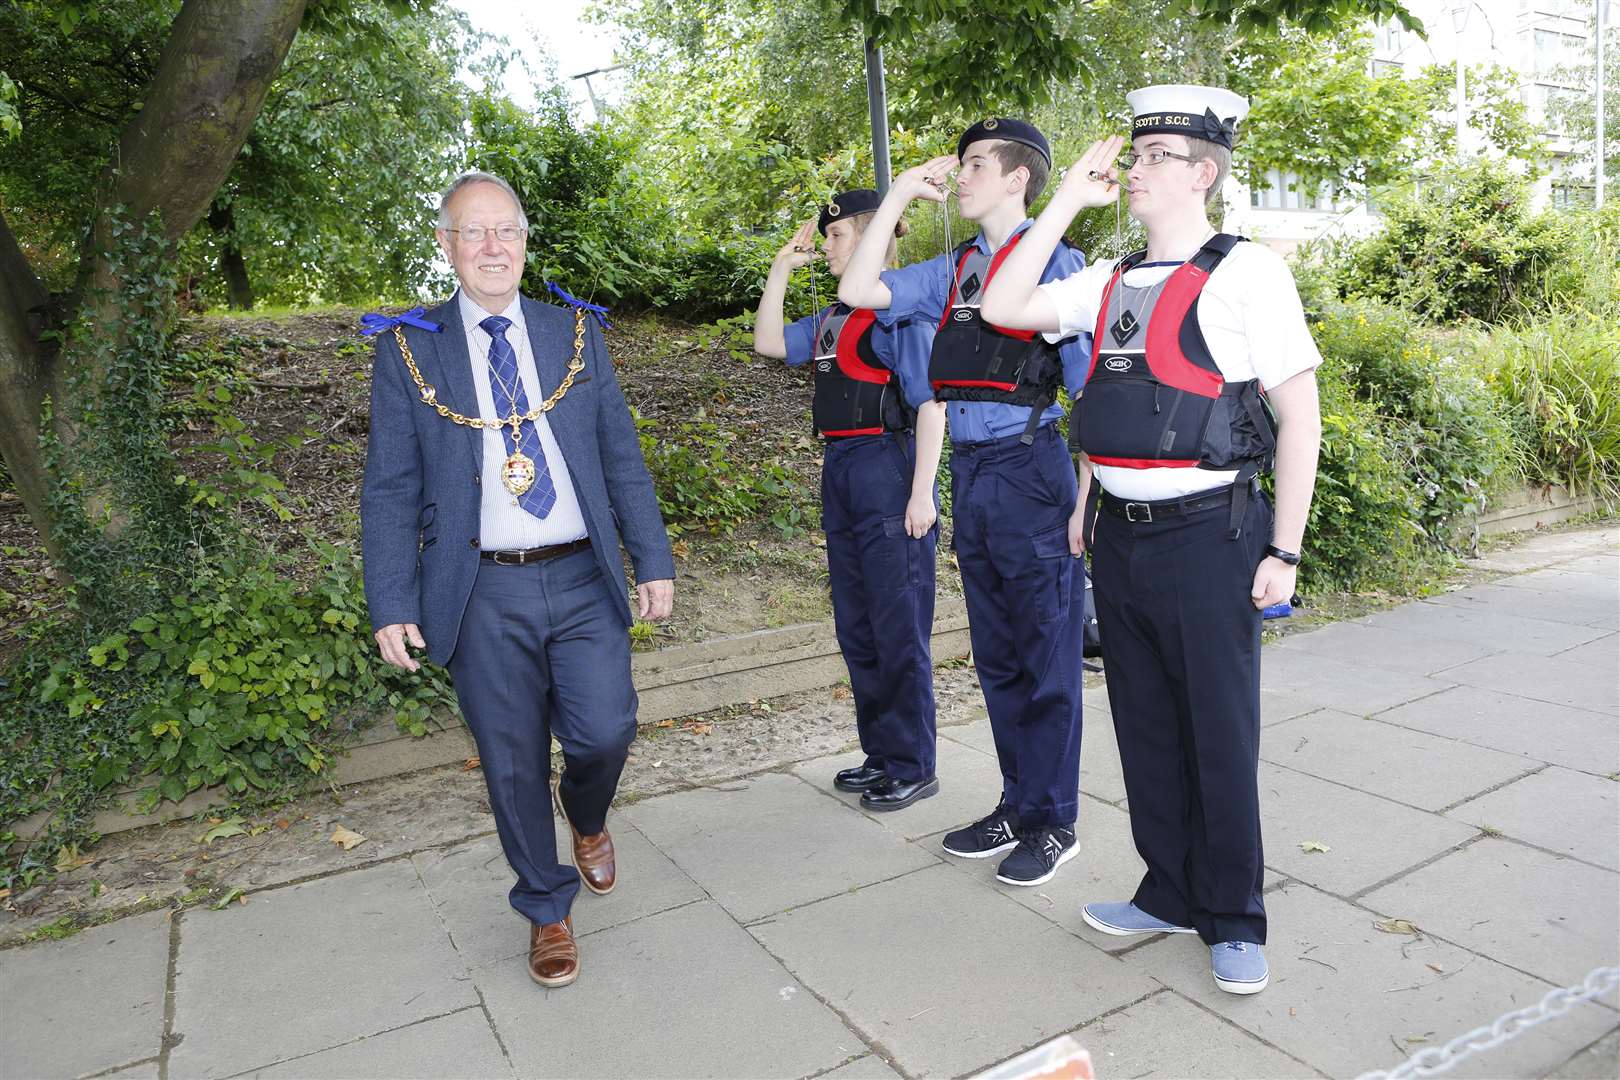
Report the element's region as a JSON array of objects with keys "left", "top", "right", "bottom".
[{"left": 361, "top": 170, "right": 675, "bottom": 989}]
